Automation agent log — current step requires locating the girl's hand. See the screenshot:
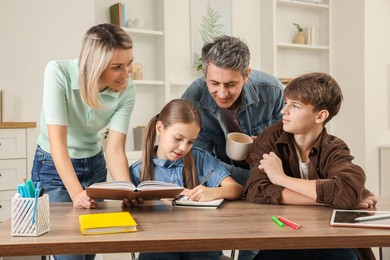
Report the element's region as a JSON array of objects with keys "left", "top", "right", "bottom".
[
  {"left": 258, "top": 152, "right": 286, "bottom": 185},
  {"left": 185, "top": 185, "right": 216, "bottom": 202},
  {"left": 73, "top": 190, "right": 99, "bottom": 209},
  {"left": 122, "top": 197, "right": 145, "bottom": 207}
]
